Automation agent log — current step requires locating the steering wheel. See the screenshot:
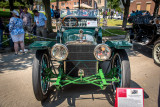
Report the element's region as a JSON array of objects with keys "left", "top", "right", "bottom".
[{"left": 62, "top": 15, "right": 78, "bottom": 27}]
